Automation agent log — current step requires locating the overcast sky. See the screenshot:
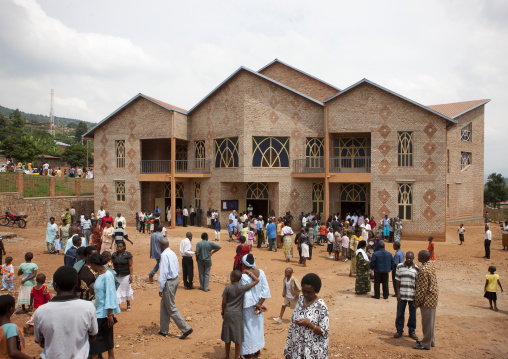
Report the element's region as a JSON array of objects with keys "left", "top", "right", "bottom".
[{"left": 0, "top": 0, "right": 506, "bottom": 177}]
